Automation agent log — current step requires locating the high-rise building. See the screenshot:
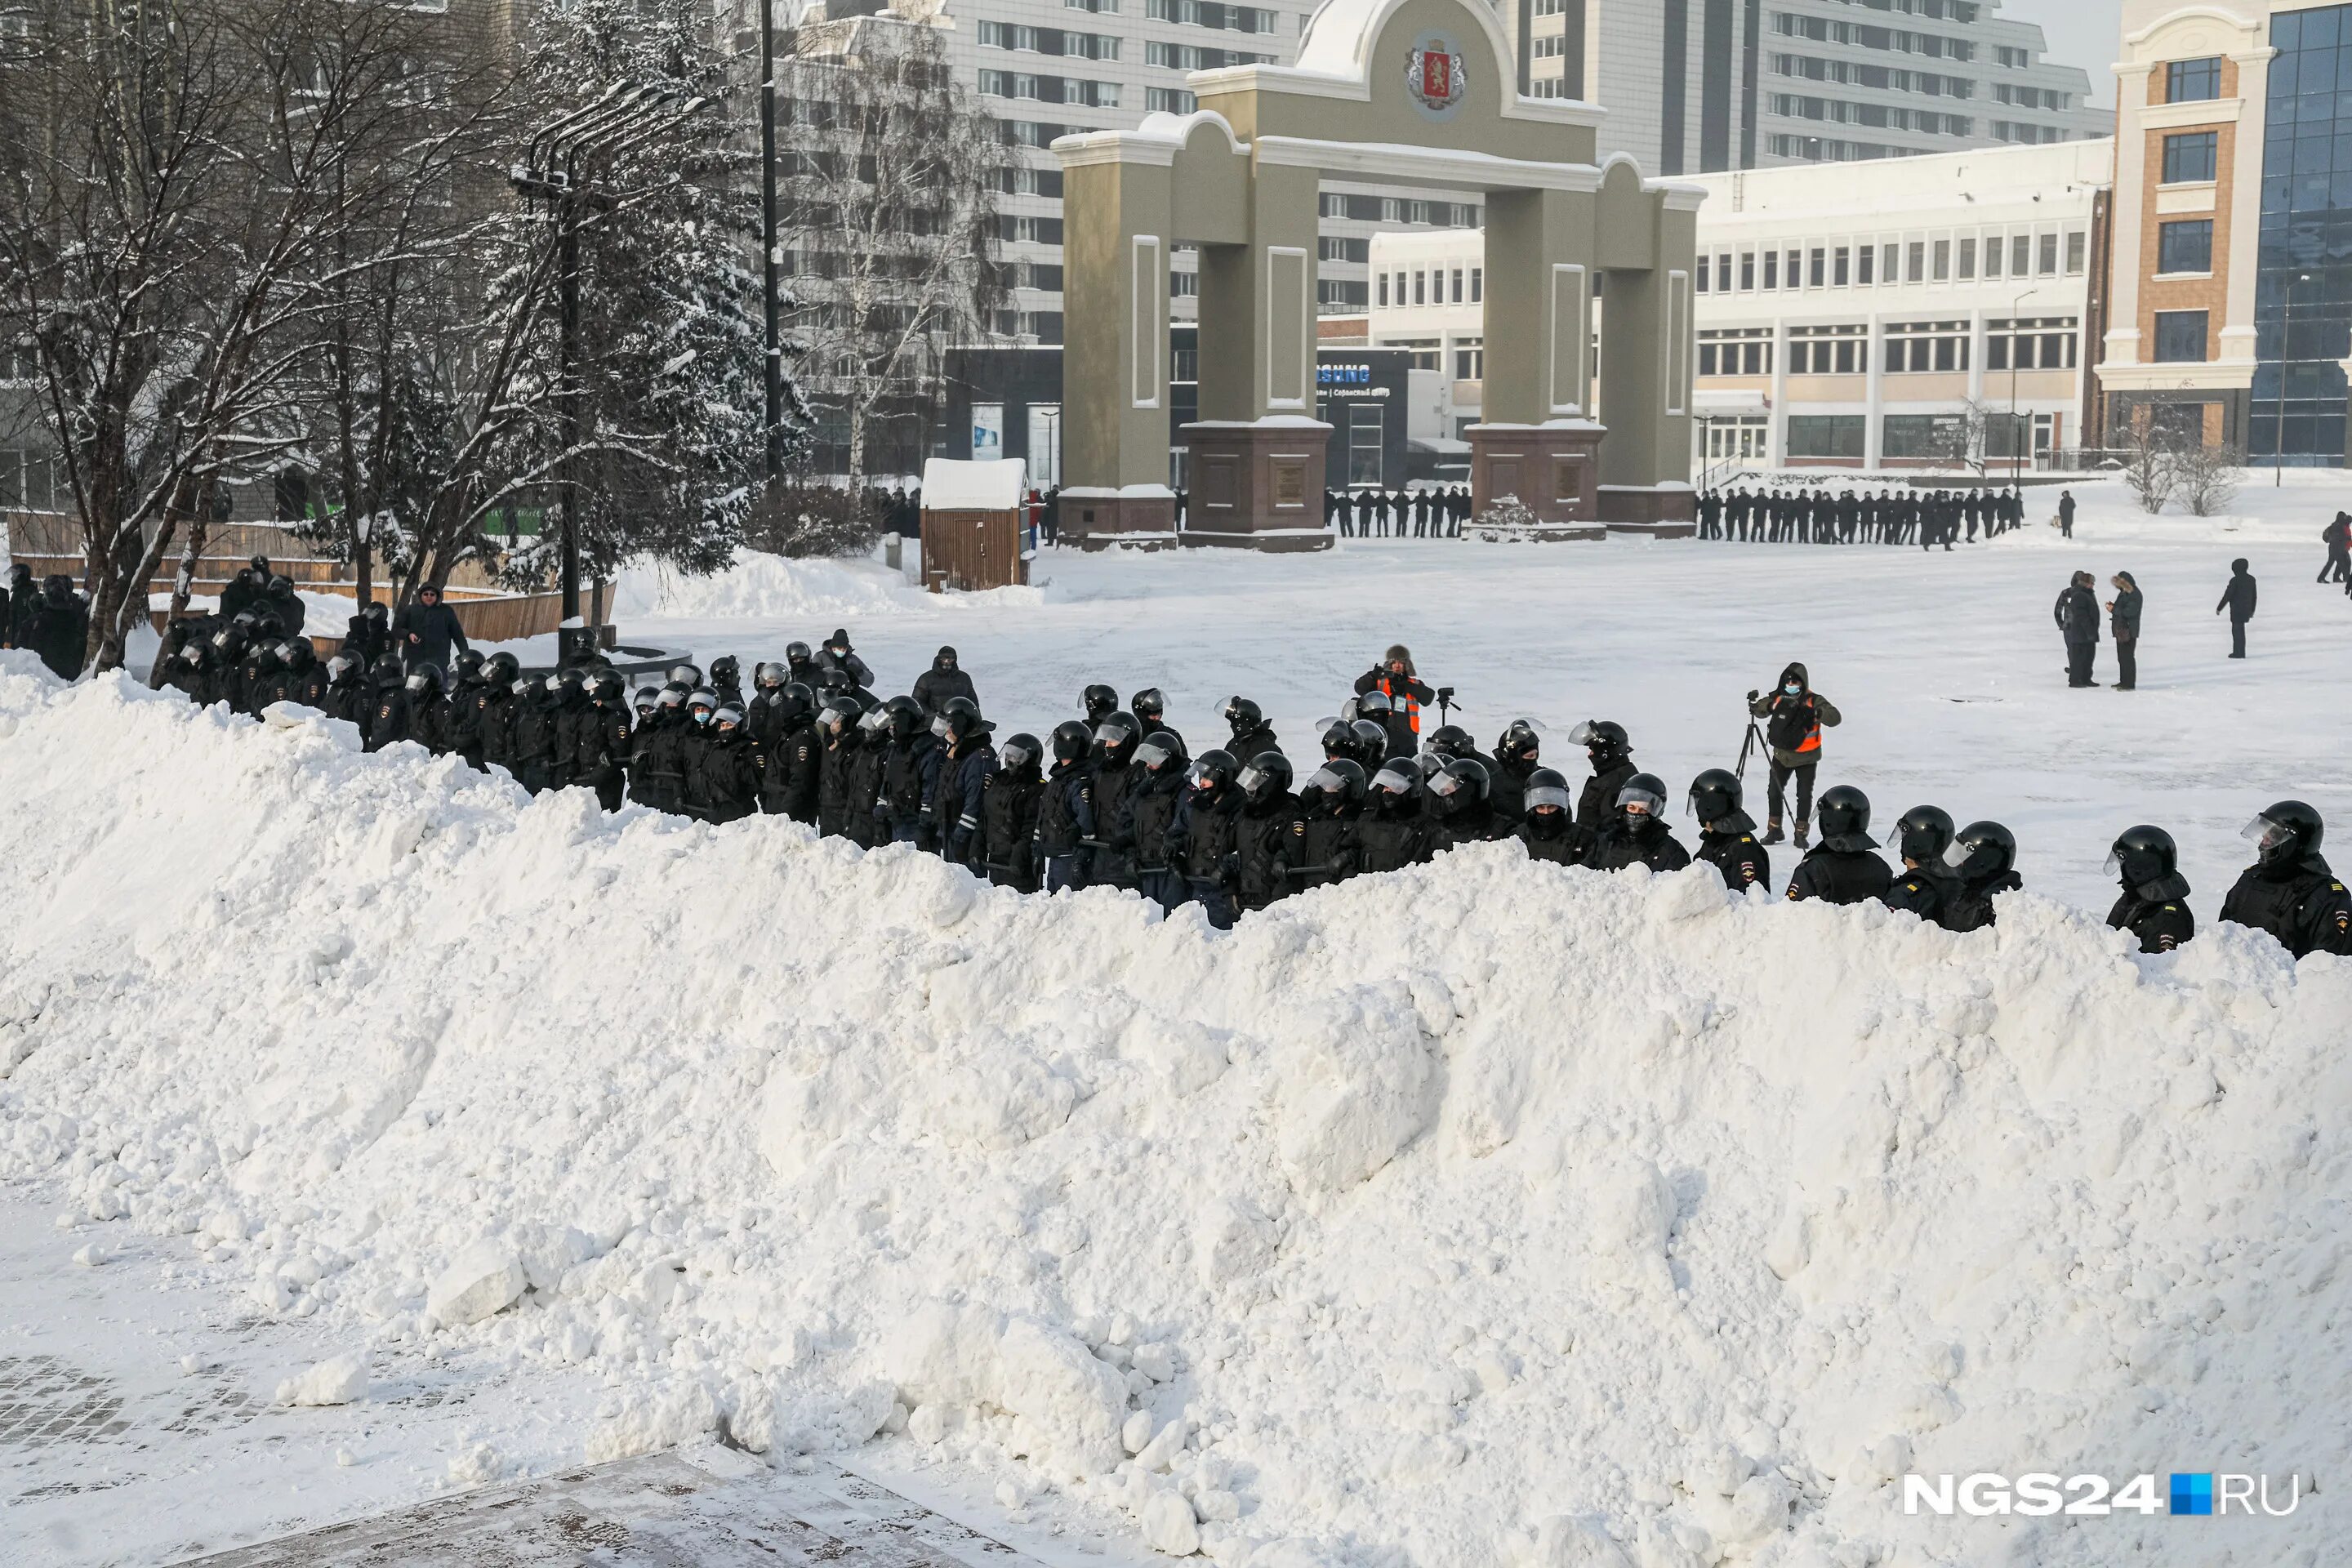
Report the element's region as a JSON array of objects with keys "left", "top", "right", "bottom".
[
  {"left": 2100, "top": 0, "right": 2351, "bottom": 466},
  {"left": 1502, "top": 0, "right": 2106, "bottom": 174}
]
